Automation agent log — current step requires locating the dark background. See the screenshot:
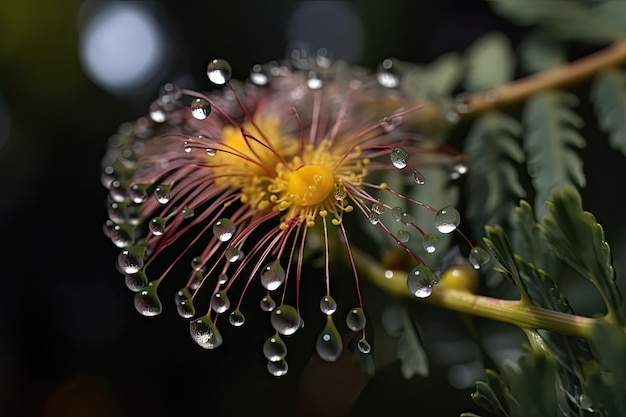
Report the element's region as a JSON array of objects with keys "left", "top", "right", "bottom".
[{"left": 0, "top": 1, "right": 605, "bottom": 416}]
